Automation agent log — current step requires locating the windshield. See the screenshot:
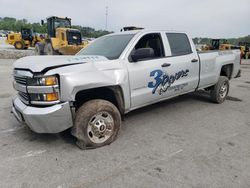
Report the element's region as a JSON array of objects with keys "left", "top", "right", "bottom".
[
  {"left": 54, "top": 19, "right": 71, "bottom": 28},
  {"left": 77, "top": 34, "right": 135, "bottom": 60}
]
